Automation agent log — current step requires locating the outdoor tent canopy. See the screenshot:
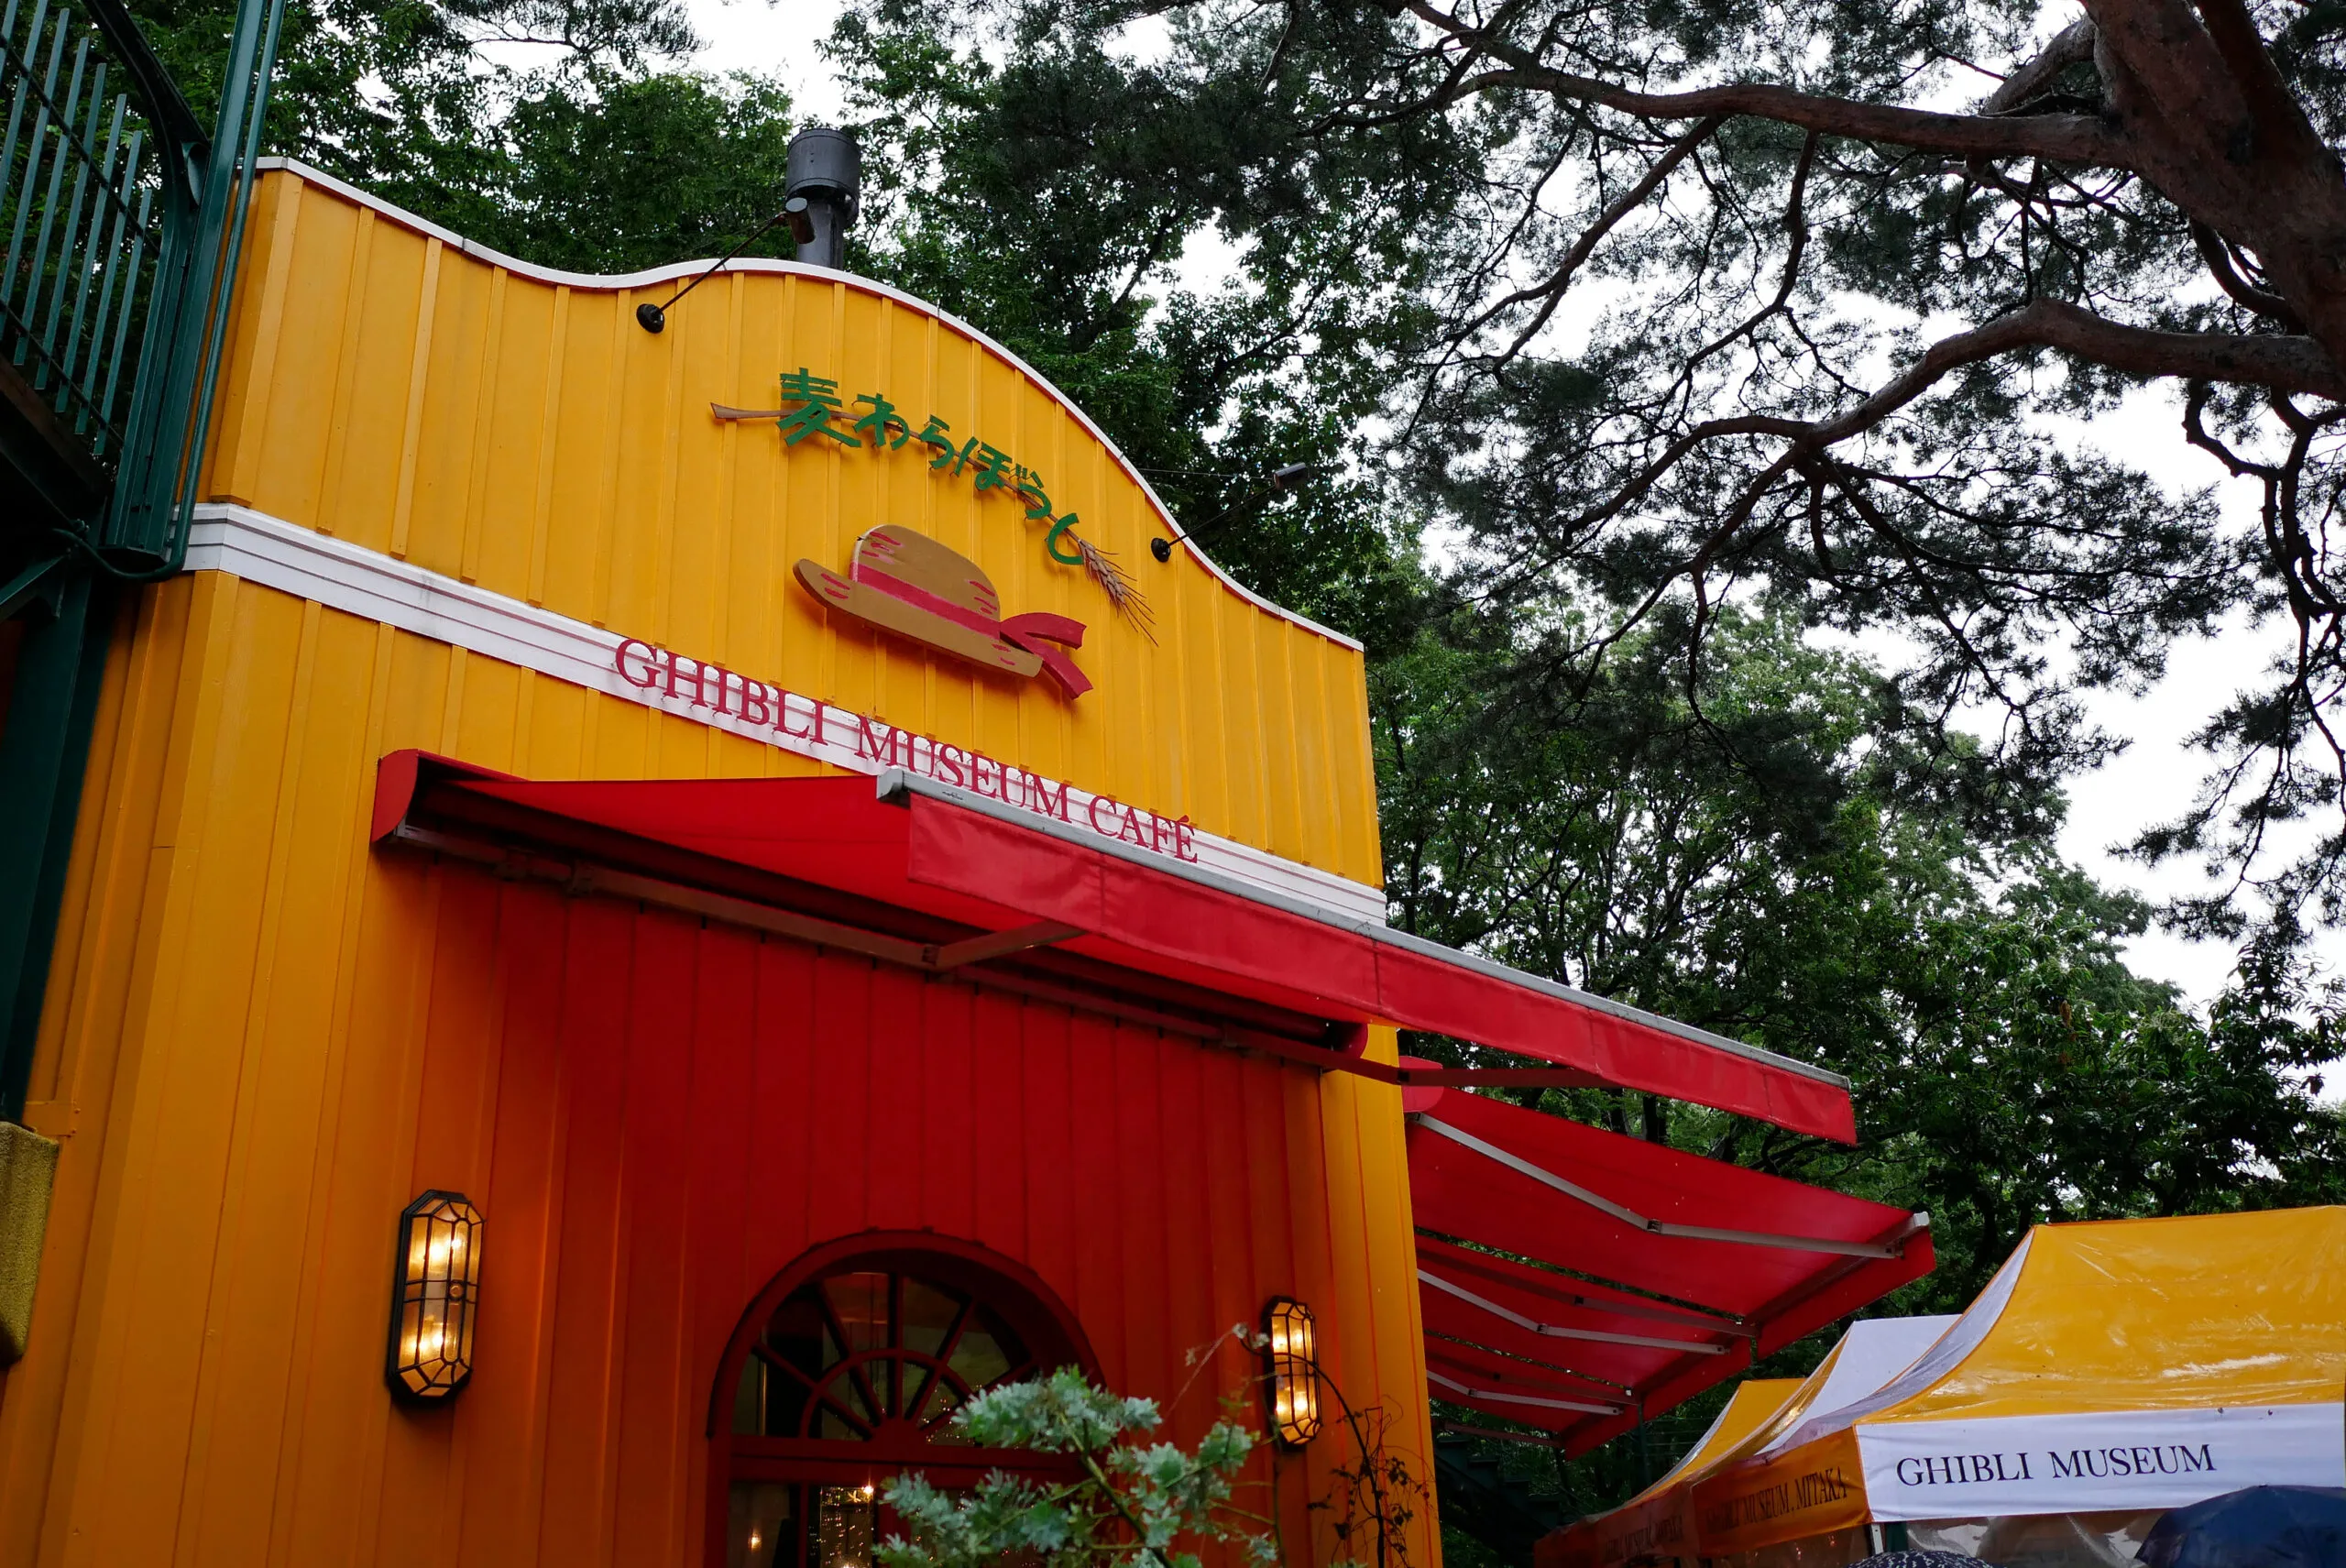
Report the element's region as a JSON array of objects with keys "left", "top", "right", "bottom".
[
  {"left": 1684, "top": 1208, "right": 2346, "bottom": 1559},
  {"left": 1539, "top": 1379, "right": 1804, "bottom": 1568},
  {"left": 1537, "top": 1316, "right": 1957, "bottom": 1568}
]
